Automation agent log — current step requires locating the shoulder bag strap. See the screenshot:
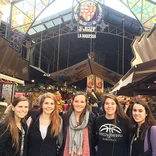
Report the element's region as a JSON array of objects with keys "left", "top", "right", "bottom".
[{"left": 147, "top": 126, "right": 152, "bottom": 153}]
